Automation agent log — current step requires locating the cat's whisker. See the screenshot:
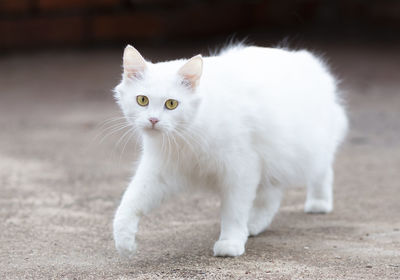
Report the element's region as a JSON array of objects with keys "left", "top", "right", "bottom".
[
  {"left": 175, "top": 126, "right": 207, "bottom": 153},
  {"left": 97, "top": 121, "right": 129, "bottom": 136},
  {"left": 164, "top": 132, "right": 170, "bottom": 162},
  {"left": 119, "top": 127, "right": 138, "bottom": 162},
  {"left": 132, "top": 128, "right": 143, "bottom": 156},
  {"left": 166, "top": 133, "right": 174, "bottom": 164},
  {"left": 173, "top": 129, "right": 193, "bottom": 151},
  {"left": 95, "top": 116, "right": 125, "bottom": 129},
  {"left": 115, "top": 125, "right": 136, "bottom": 151},
  {"left": 97, "top": 123, "right": 131, "bottom": 144},
  {"left": 95, "top": 117, "right": 132, "bottom": 135},
  {"left": 97, "top": 116, "right": 128, "bottom": 128},
  {"left": 95, "top": 125, "right": 127, "bottom": 144},
  {"left": 109, "top": 130, "right": 129, "bottom": 157},
  {"left": 94, "top": 116, "right": 133, "bottom": 137},
  {"left": 173, "top": 128, "right": 202, "bottom": 162},
  {"left": 162, "top": 133, "right": 170, "bottom": 169},
  {"left": 160, "top": 133, "right": 166, "bottom": 164},
  {"left": 93, "top": 120, "right": 127, "bottom": 142},
  {"left": 170, "top": 132, "right": 180, "bottom": 164}
]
